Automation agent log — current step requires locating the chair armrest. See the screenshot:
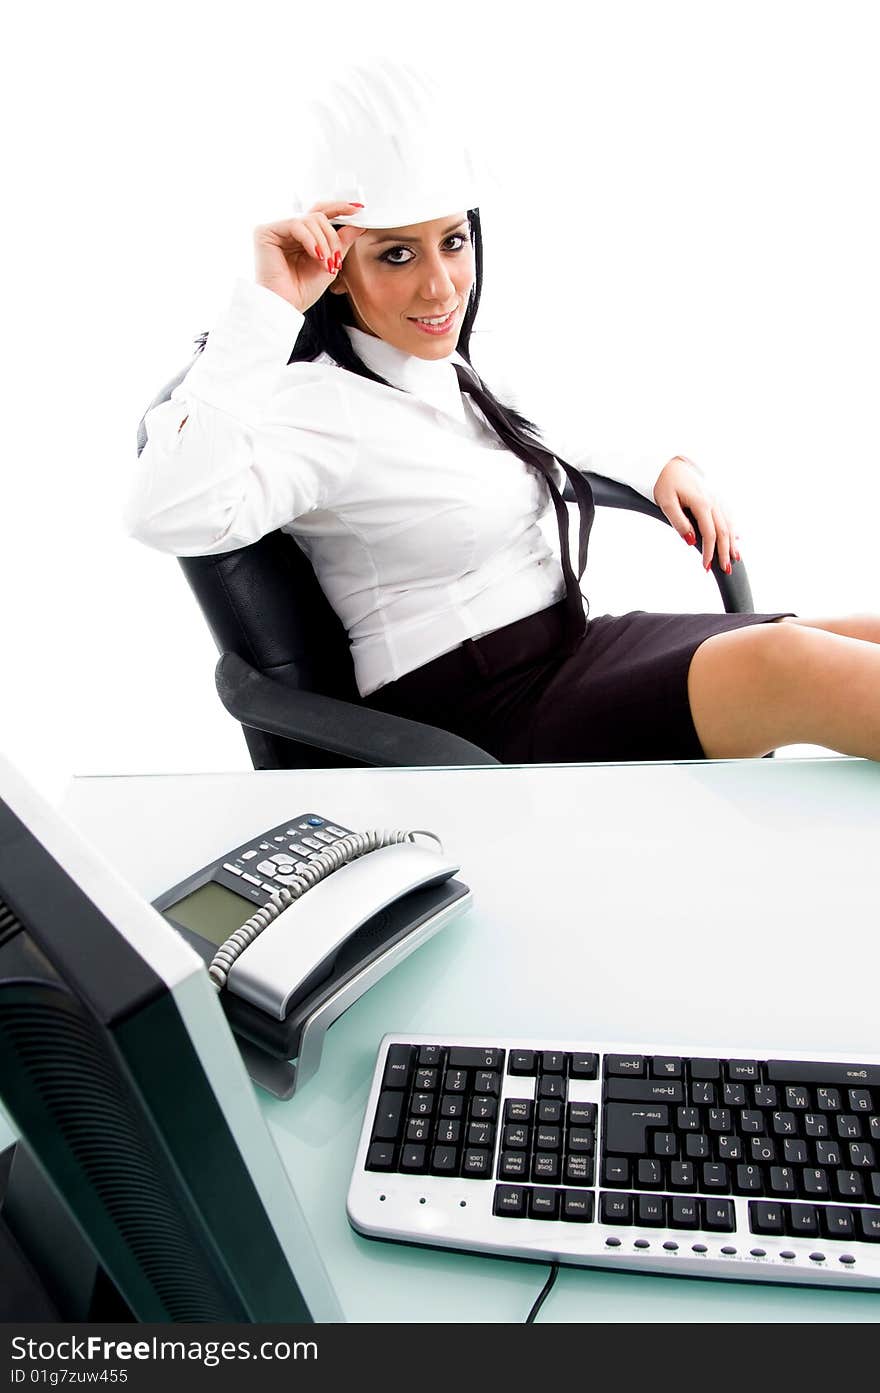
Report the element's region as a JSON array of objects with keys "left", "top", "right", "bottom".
[
  {"left": 570, "top": 471, "right": 755, "bottom": 615},
  {"left": 215, "top": 653, "right": 500, "bottom": 767}
]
